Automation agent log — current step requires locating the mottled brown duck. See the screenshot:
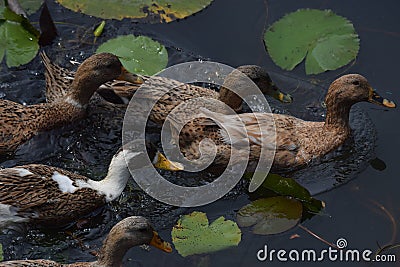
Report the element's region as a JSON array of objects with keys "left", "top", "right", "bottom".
[
  {"left": 40, "top": 52, "right": 293, "bottom": 124},
  {"left": 0, "top": 140, "right": 183, "bottom": 228},
  {"left": 170, "top": 74, "right": 396, "bottom": 172},
  {"left": 0, "top": 53, "right": 141, "bottom": 155},
  {"left": 0, "top": 216, "right": 172, "bottom": 266}
]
